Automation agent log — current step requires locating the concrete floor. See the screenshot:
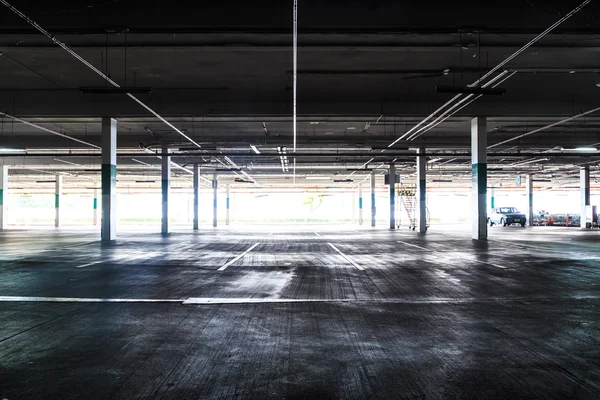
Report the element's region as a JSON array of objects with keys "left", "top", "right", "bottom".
[{"left": 0, "top": 225, "right": 599, "bottom": 399}]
